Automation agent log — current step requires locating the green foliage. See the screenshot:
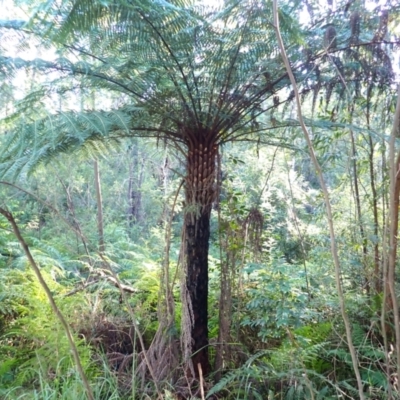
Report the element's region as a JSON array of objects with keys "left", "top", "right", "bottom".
[
  {"left": 208, "top": 318, "right": 391, "bottom": 399},
  {"left": 242, "top": 257, "right": 315, "bottom": 340},
  {"left": 1, "top": 0, "right": 400, "bottom": 398},
  {"left": 207, "top": 349, "right": 335, "bottom": 400},
  {"left": 0, "top": 266, "right": 94, "bottom": 389},
  {"left": 1, "top": 360, "right": 123, "bottom": 400}
]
